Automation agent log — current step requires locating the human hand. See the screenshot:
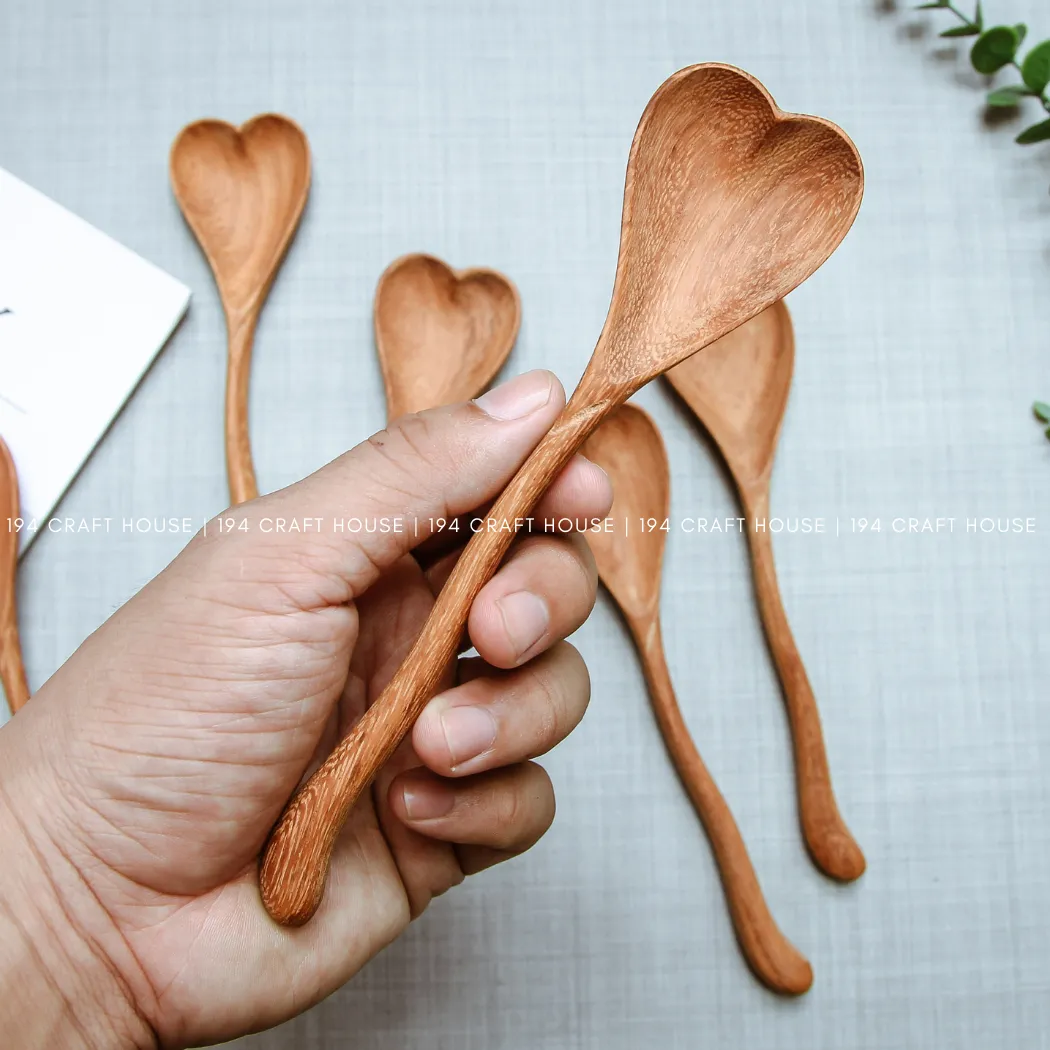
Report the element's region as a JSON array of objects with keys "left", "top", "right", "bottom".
[{"left": 0, "top": 370, "right": 612, "bottom": 1049}]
